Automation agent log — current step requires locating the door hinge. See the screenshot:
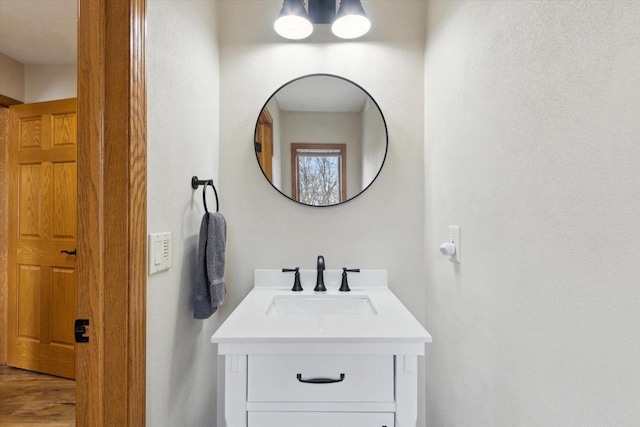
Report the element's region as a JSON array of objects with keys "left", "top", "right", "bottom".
[
  {"left": 75, "top": 319, "right": 90, "bottom": 343},
  {"left": 254, "top": 141, "right": 262, "bottom": 153}
]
